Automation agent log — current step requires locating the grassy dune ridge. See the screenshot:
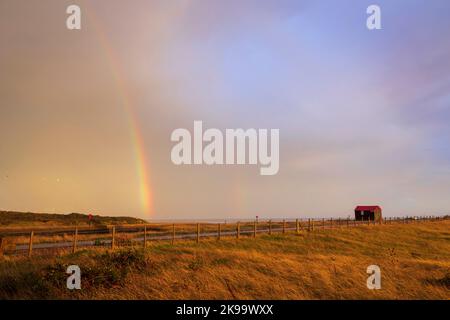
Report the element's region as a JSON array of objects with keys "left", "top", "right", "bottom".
[
  {"left": 0, "top": 220, "right": 449, "bottom": 299},
  {"left": 0, "top": 211, "right": 146, "bottom": 229}
]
